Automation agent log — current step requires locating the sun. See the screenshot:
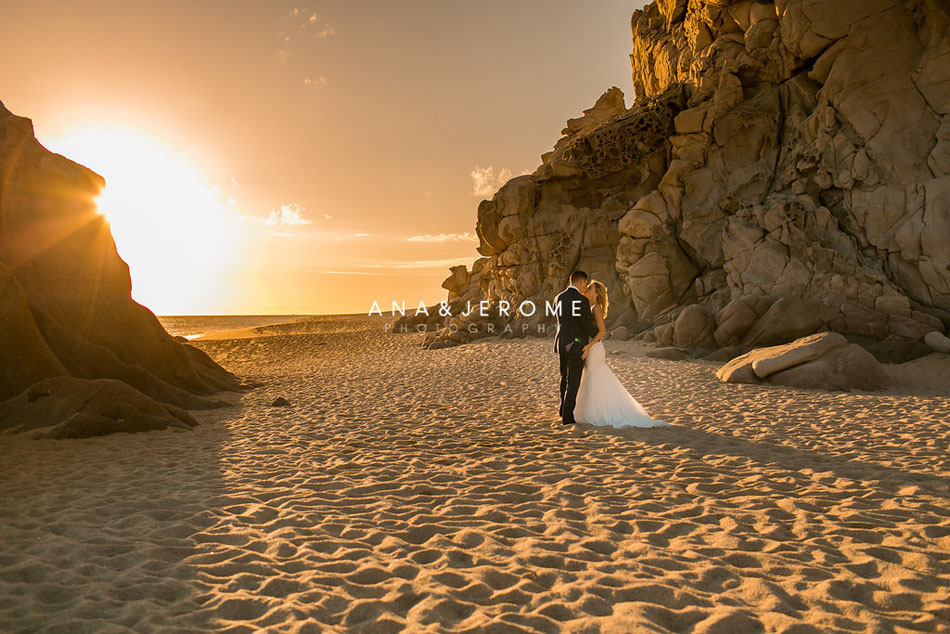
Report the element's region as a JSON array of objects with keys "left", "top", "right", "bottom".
[{"left": 42, "top": 125, "right": 242, "bottom": 314}]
